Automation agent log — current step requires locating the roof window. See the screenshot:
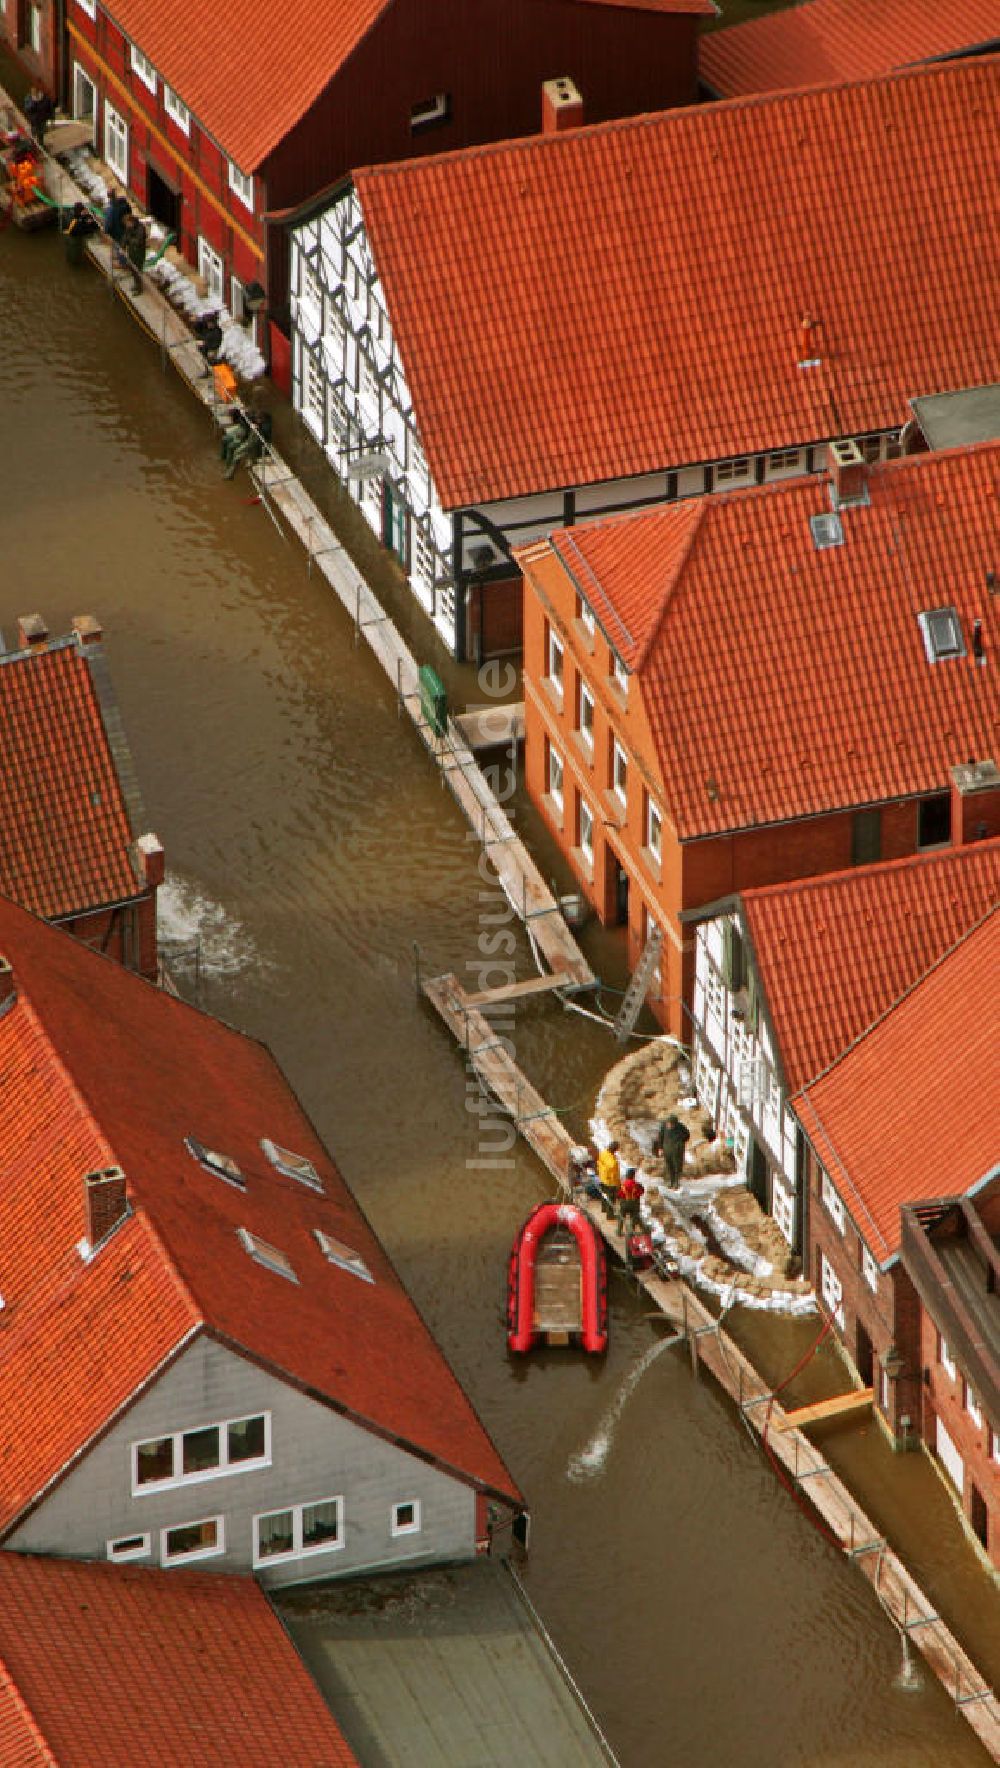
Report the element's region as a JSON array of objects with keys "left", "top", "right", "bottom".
[
  {"left": 237, "top": 1228, "right": 299, "bottom": 1283},
  {"left": 186, "top": 1136, "right": 246, "bottom": 1189},
  {"left": 810, "top": 512, "right": 843, "bottom": 550},
  {"left": 314, "top": 1229, "right": 374, "bottom": 1285},
  {"left": 918, "top": 607, "right": 965, "bottom": 663},
  {"left": 261, "top": 1138, "right": 324, "bottom": 1193}
]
